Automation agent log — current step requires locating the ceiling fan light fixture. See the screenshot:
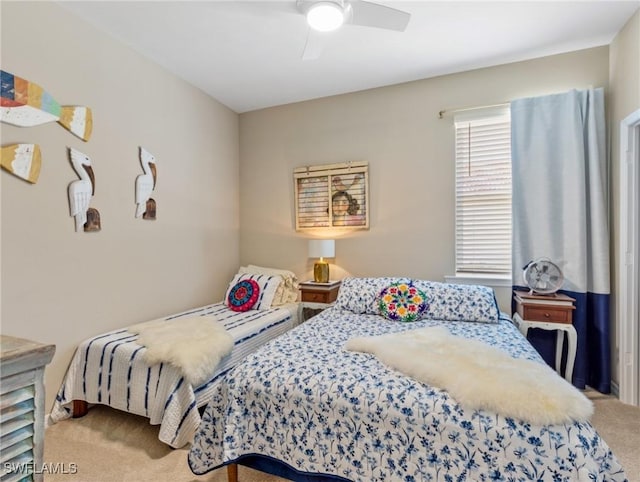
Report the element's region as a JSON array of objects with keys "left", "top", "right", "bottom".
[{"left": 306, "top": 1, "right": 344, "bottom": 32}]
